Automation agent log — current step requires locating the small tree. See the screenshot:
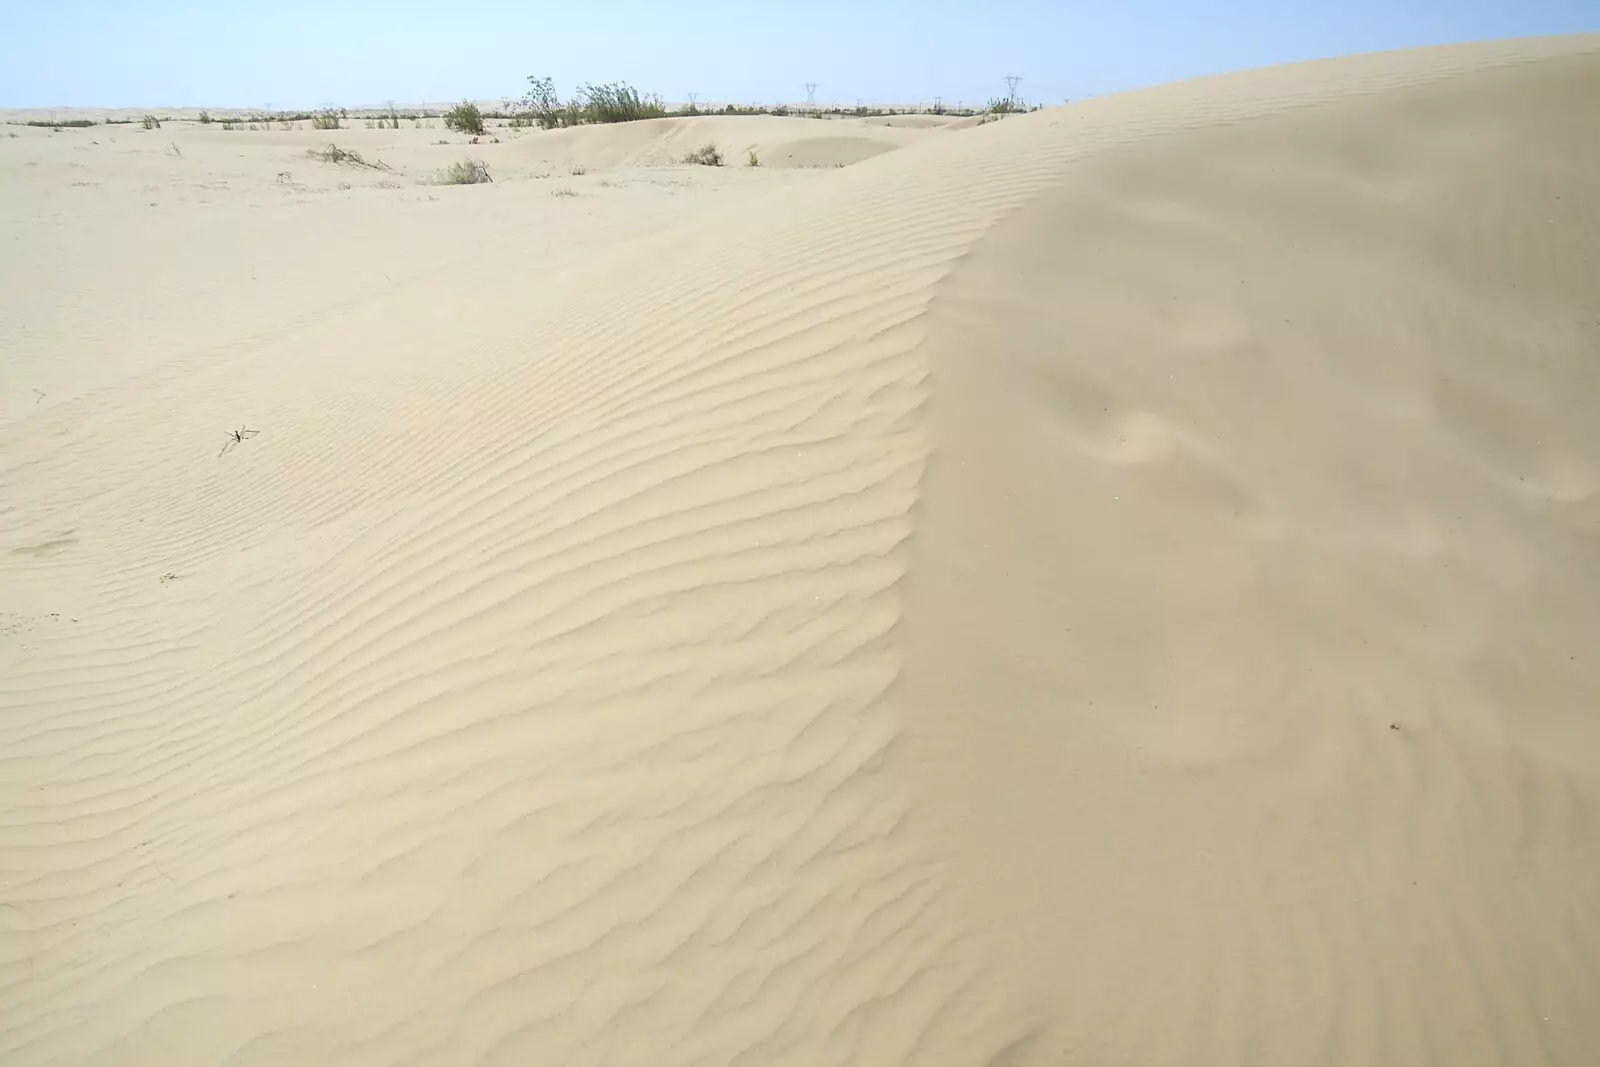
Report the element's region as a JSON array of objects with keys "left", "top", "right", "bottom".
[{"left": 444, "top": 101, "right": 485, "bottom": 136}]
